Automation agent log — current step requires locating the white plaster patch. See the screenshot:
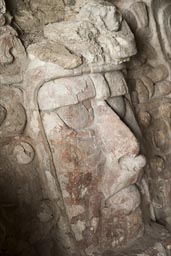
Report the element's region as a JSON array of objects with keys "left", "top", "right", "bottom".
[
  {"left": 67, "top": 205, "right": 85, "bottom": 219},
  {"left": 71, "top": 220, "right": 86, "bottom": 241},
  {"left": 42, "top": 112, "right": 64, "bottom": 135}
]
